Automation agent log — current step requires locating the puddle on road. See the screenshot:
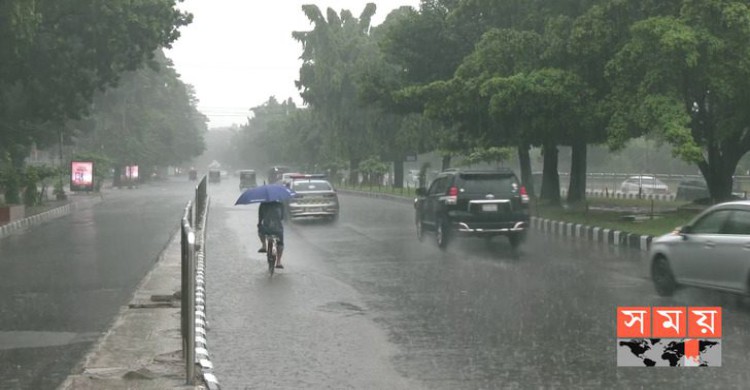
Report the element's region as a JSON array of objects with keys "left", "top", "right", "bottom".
[{"left": 317, "top": 301, "right": 366, "bottom": 316}]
